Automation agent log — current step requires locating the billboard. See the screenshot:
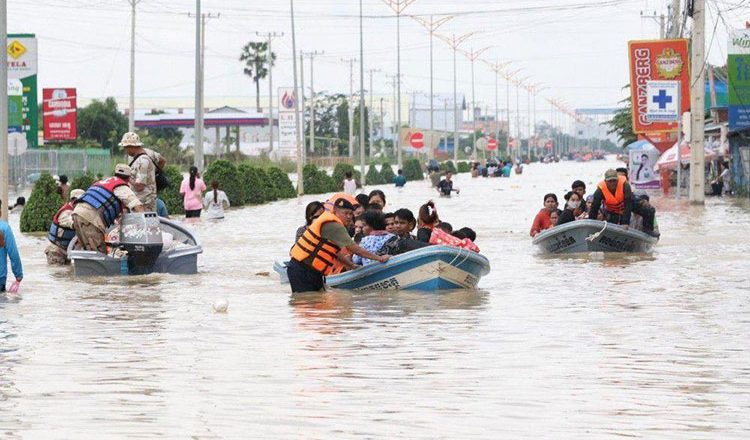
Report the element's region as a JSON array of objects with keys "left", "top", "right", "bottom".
[
  {"left": 43, "top": 88, "right": 77, "bottom": 141},
  {"left": 277, "top": 87, "right": 301, "bottom": 159},
  {"left": 6, "top": 34, "right": 38, "bottom": 148},
  {"left": 628, "top": 39, "right": 690, "bottom": 134}
]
